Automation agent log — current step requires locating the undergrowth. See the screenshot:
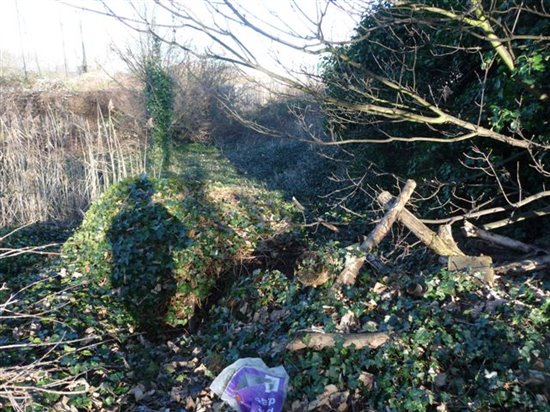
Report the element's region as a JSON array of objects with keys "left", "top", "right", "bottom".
[
  {"left": 62, "top": 169, "right": 298, "bottom": 332},
  {"left": 1, "top": 143, "right": 548, "bottom": 411},
  {"left": 199, "top": 268, "right": 549, "bottom": 411}
]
